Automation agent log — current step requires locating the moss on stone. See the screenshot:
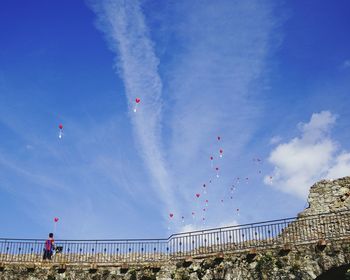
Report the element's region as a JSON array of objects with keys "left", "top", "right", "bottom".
[
  {"left": 275, "top": 258, "right": 284, "bottom": 269},
  {"left": 174, "top": 268, "right": 190, "bottom": 280},
  {"left": 290, "top": 261, "right": 302, "bottom": 277},
  {"left": 256, "top": 253, "right": 275, "bottom": 279},
  {"left": 128, "top": 269, "right": 137, "bottom": 280}
]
